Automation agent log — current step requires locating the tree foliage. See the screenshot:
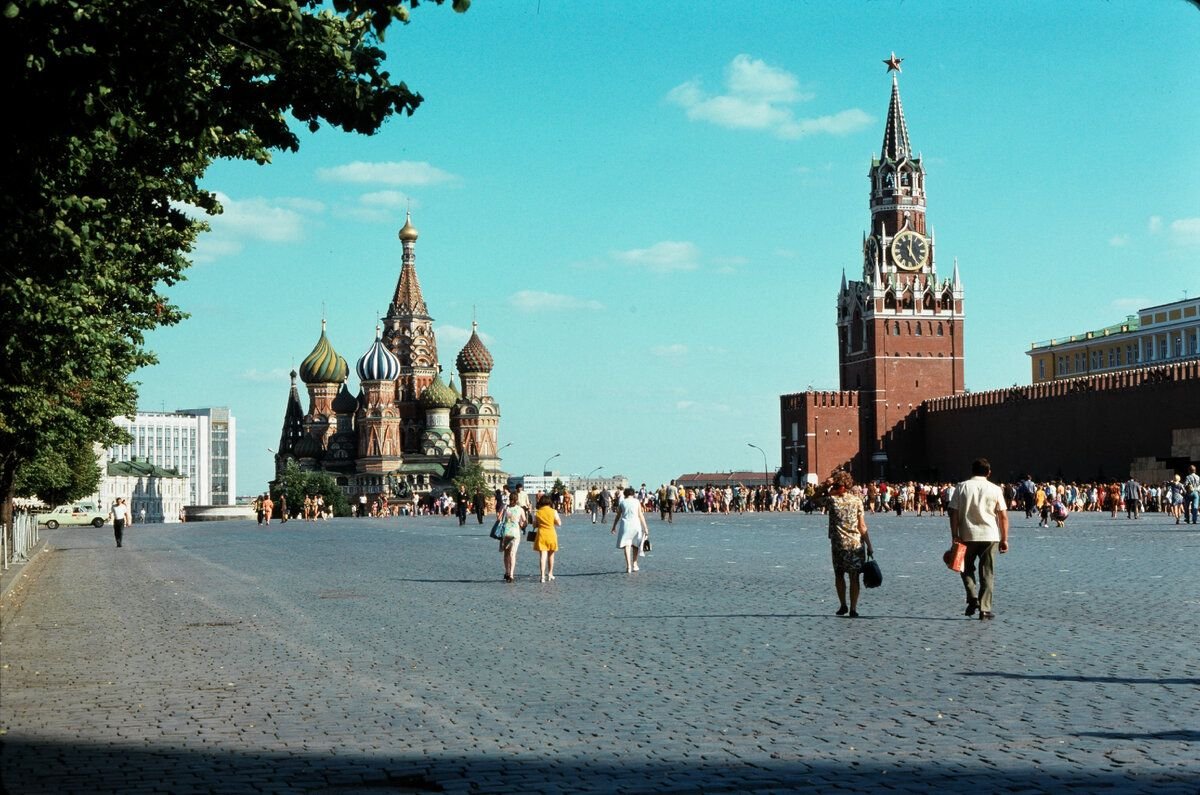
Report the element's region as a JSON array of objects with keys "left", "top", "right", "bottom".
[
  {"left": 272, "top": 460, "right": 351, "bottom": 517},
  {"left": 0, "top": 0, "right": 466, "bottom": 534},
  {"left": 452, "top": 461, "right": 489, "bottom": 497},
  {"left": 13, "top": 438, "right": 102, "bottom": 508}
]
